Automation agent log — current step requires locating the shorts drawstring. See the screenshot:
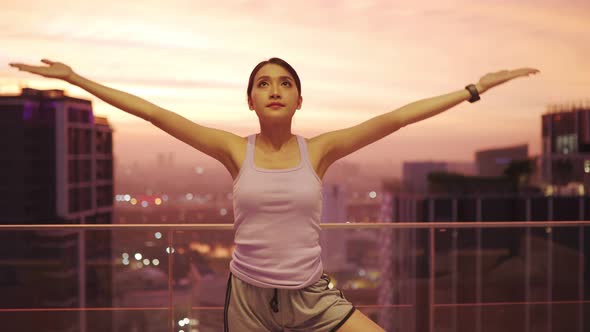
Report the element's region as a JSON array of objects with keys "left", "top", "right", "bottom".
[
  {"left": 270, "top": 274, "right": 330, "bottom": 314},
  {"left": 270, "top": 288, "right": 279, "bottom": 313},
  {"left": 321, "top": 273, "right": 331, "bottom": 290}
]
